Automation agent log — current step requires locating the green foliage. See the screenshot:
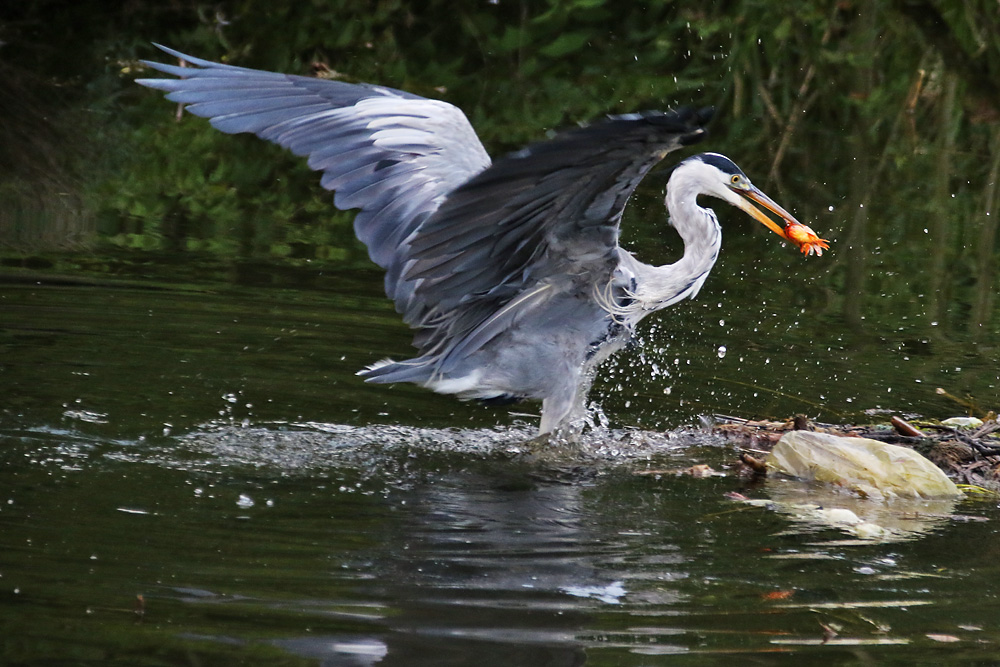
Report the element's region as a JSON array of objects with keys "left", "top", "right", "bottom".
[
  {"left": 93, "top": 103, "right": 360, "bottom": 261},
  {"left": 2, "top": 0, "right": 999, "bottom": 323}
]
